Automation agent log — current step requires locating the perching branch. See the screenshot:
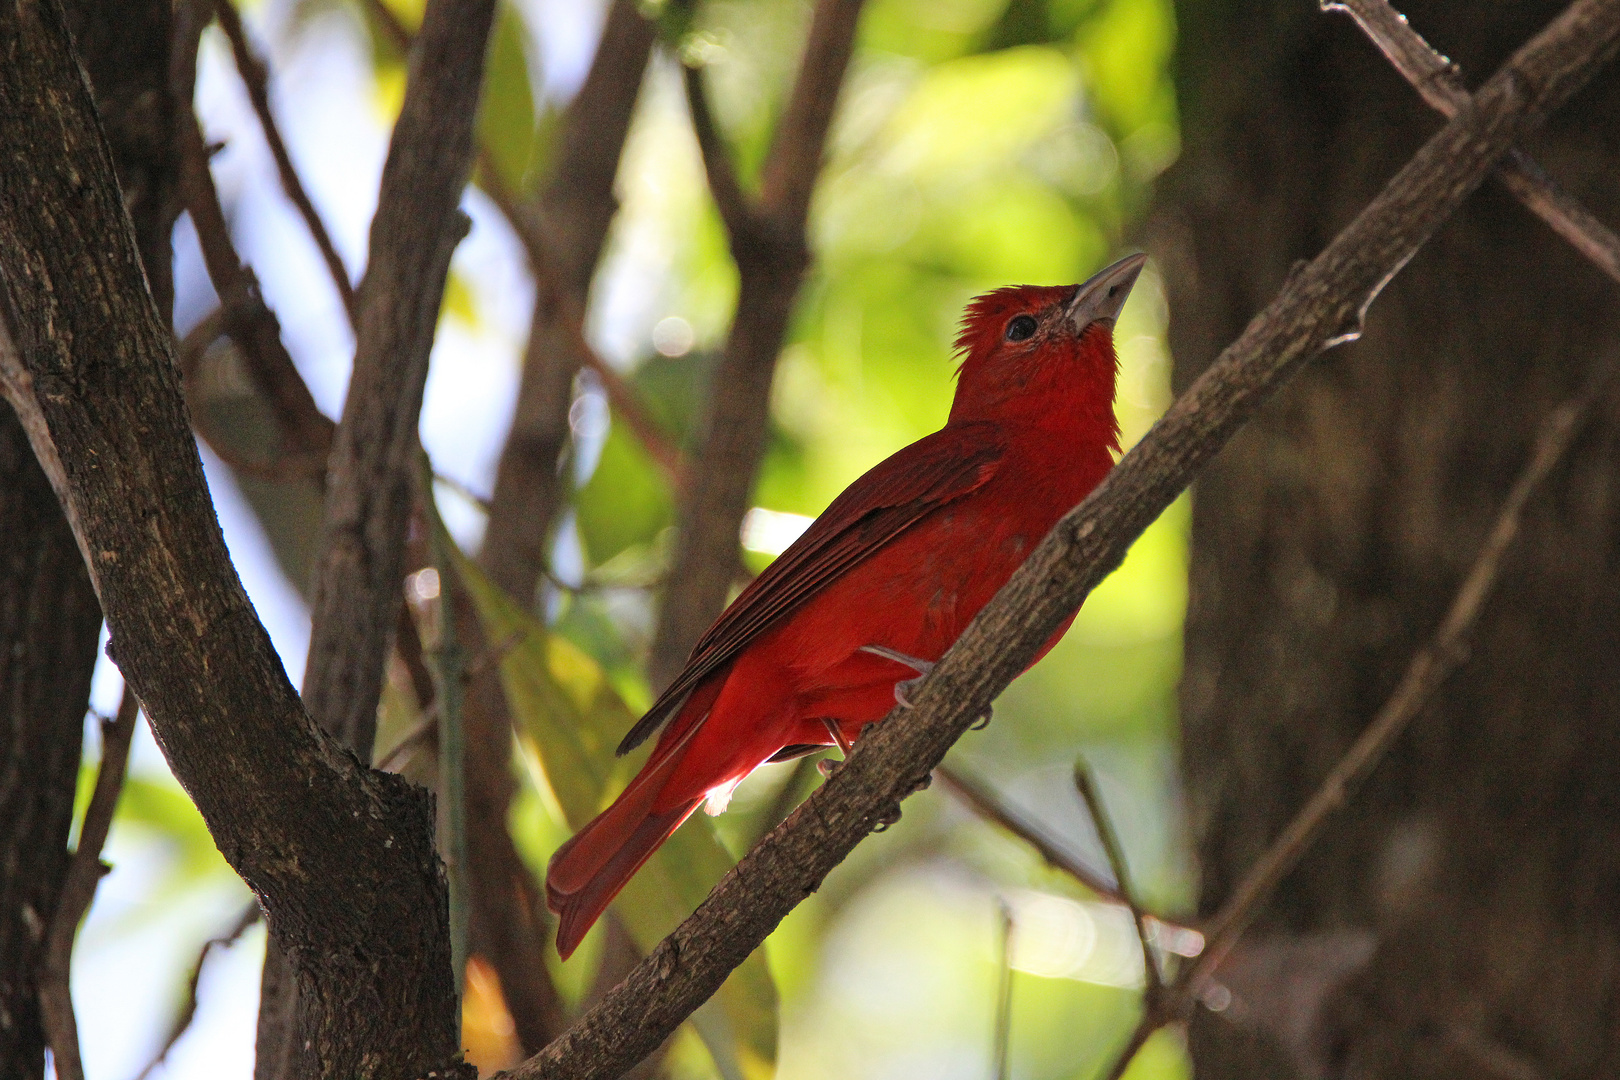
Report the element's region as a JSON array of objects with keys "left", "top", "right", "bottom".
[
  {"left": 649, "top": 0, "right": 867, "bottom": 690},
  {"left": 36, "top": 689, "right": 137, "bottom": 1080},
  {"left": 492, "top": 3, "right": 1620, "bottom": 1075},
  {"left": 1330, "top": 0, "right": 1620, "bottom": 284},
  {"left": 213, "top": 0, "right": 360, "bottom": 322}
]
